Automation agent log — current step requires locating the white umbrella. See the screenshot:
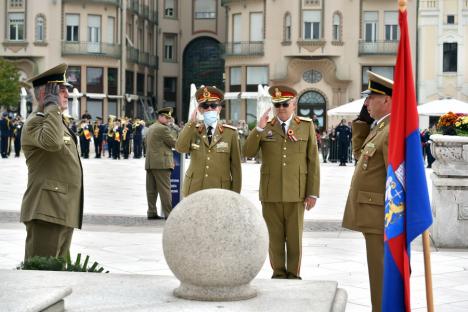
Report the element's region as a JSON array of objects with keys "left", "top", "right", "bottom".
[
  {"left": 327, "top": 98, "right": 365, "bottom": 116},
  {"left": 417, "top": 98, "right": 468, "bottom": 116}
]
